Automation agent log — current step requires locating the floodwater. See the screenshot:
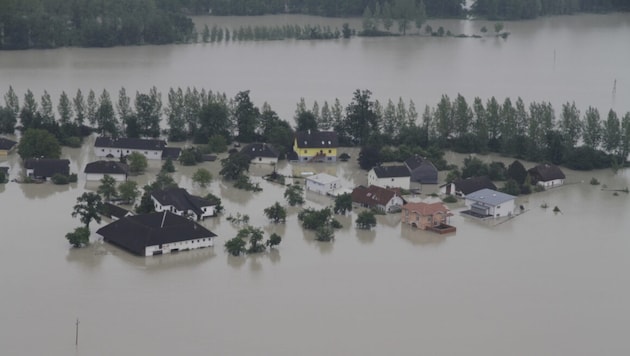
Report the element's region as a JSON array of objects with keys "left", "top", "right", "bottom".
[{"left": 1, "top": 13, "right": 630, "bottom": 356}]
